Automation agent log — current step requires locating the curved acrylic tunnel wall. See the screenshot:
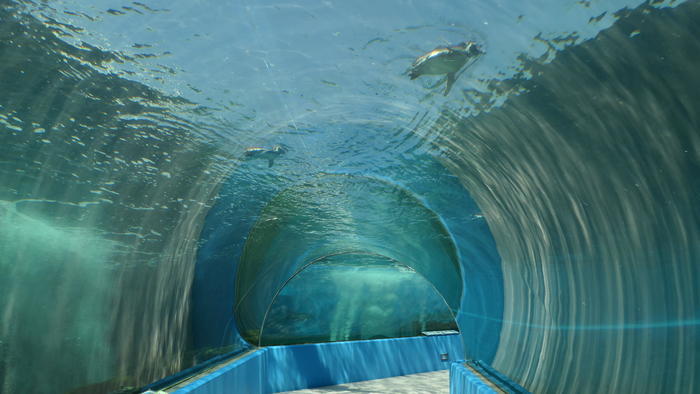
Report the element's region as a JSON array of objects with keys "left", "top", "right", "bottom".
[
  {"left": 434, "top": 3, "right": 700, "bottom": 392},
  {"left": 3, "top": 1, "right": 700, "bottom": 393},
  {"left": 192, "top": 129, "right": 504, "bottom": 363}
]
